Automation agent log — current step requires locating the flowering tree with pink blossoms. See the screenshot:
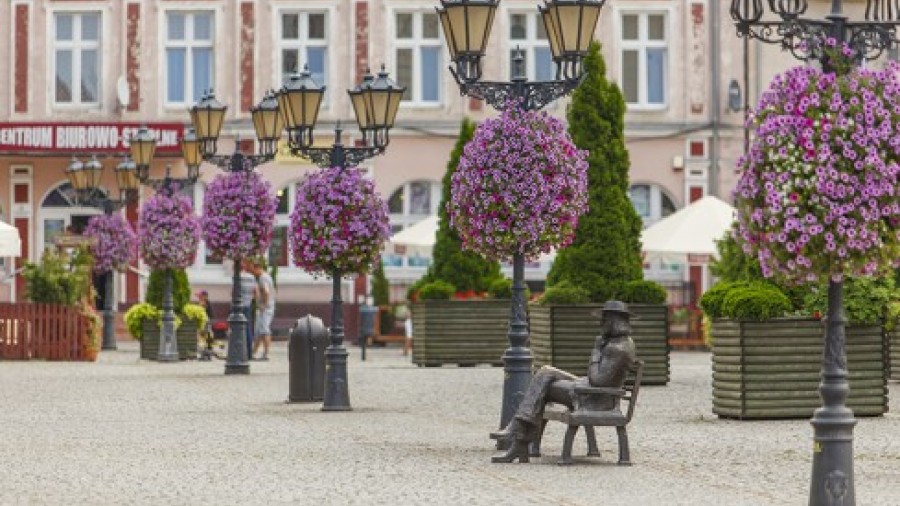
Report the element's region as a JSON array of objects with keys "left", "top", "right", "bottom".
[
  {"left": 289, "top": 166, "right": 391, "bottom": 277},
  {"left": 83, "top": 214, "right": 137, "bottom": 273},
  {"left": 139, "top": 190, "right": 201, "bottom": 270},
  {"left": 733, "top": 61, "right": 900, "bottom": 286},
  {"left": 449, "top": 106, "right": 589, "bottom": 262},
  {"left": 202, "top": 170, "right": 278, "bottom": 260}
]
